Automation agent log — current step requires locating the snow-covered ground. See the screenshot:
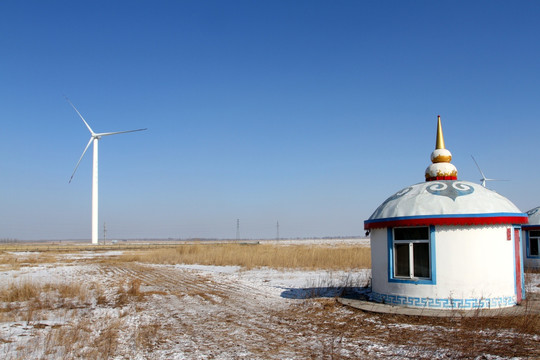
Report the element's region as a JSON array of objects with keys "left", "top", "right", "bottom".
[{"left": 0, "top": 249, "right": 538, "bottom": 359}]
